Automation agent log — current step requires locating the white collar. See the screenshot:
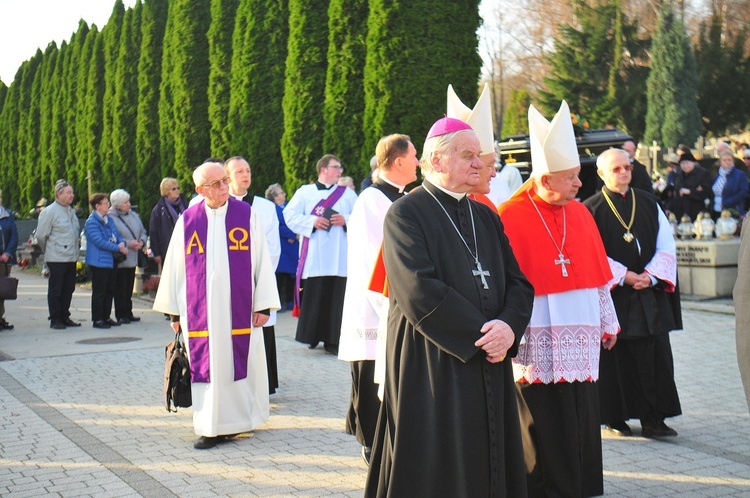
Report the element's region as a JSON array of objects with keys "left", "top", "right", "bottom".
[
  {"left": 379, "top": 174, "right": 406, "bottom": 193},
  {"left": 431, "top": 182, "right": 466, "bottom": 200}
]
